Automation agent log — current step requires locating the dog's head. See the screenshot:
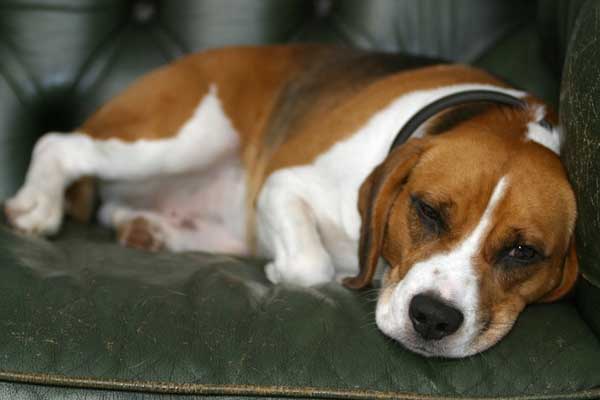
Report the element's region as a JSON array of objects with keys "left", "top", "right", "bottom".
[{"left": 344, "top": 103, "right": 578, "bottom": 358}]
